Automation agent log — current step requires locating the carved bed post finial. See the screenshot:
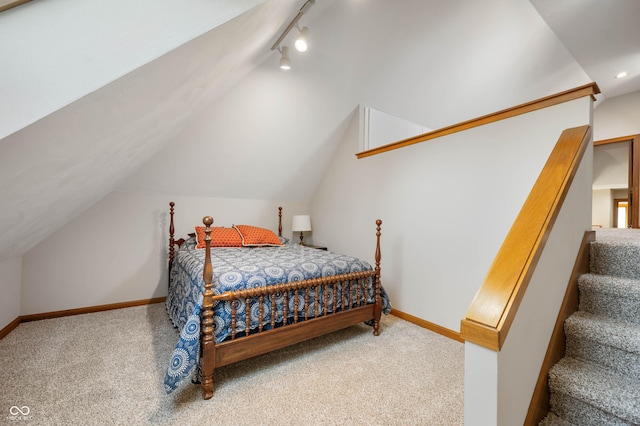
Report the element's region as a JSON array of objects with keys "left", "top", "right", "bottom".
[
  {"left": 169, "top": 202, "right": 176, "bottom": 272},
  {"left": 278, "top": 207, "right": 283, "bottom": 237},
  {"left": 201, "top": 215, "right": 216, "bottom": 399},
  {"left": 373, "top": 219, "right": 382, "bottom": 336}
]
